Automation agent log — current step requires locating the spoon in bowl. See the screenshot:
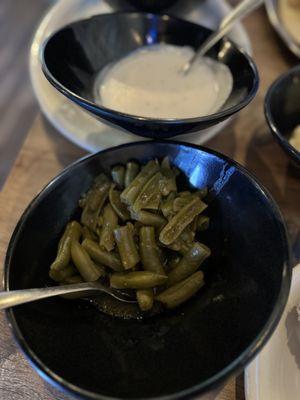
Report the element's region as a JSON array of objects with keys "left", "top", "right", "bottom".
[
  {"left": 183, "top": 0, "right": 264, "bottom": 74},
  {"left": 0, "top": 281, "right": 136, "bottom": 310}
]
